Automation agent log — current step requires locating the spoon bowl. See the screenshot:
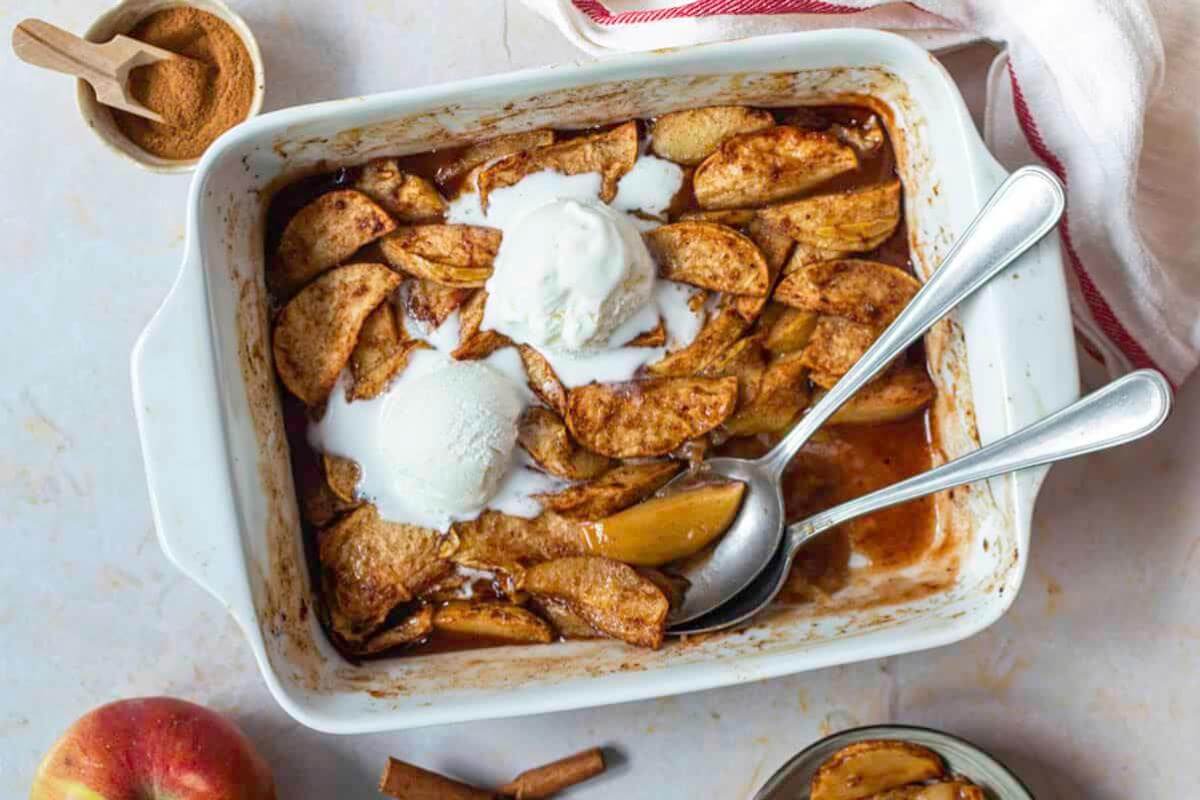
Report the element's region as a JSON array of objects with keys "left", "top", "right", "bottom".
[
  {"left": 666, "top": 165, "right": 1067, "bottom": 626},
  {"left": 660, "top": 457, "right": 784, "bottom": 624},
  {"left": 672, "top": 369, "right": 1173, "bottom": 635}
]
